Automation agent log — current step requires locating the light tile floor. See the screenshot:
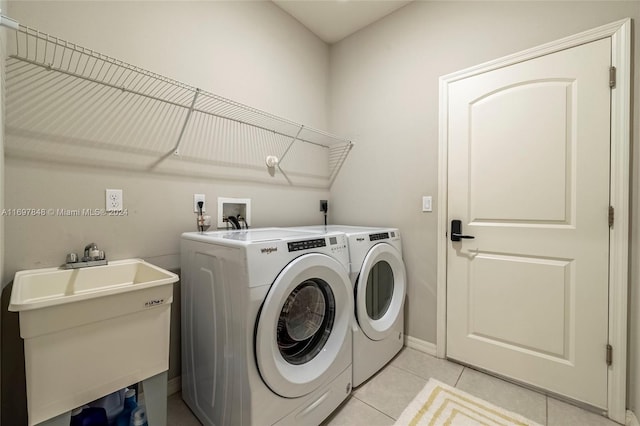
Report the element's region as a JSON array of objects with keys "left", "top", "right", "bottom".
[{"left": 168, "top": 347, "right": 621, "bottom": 426}]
